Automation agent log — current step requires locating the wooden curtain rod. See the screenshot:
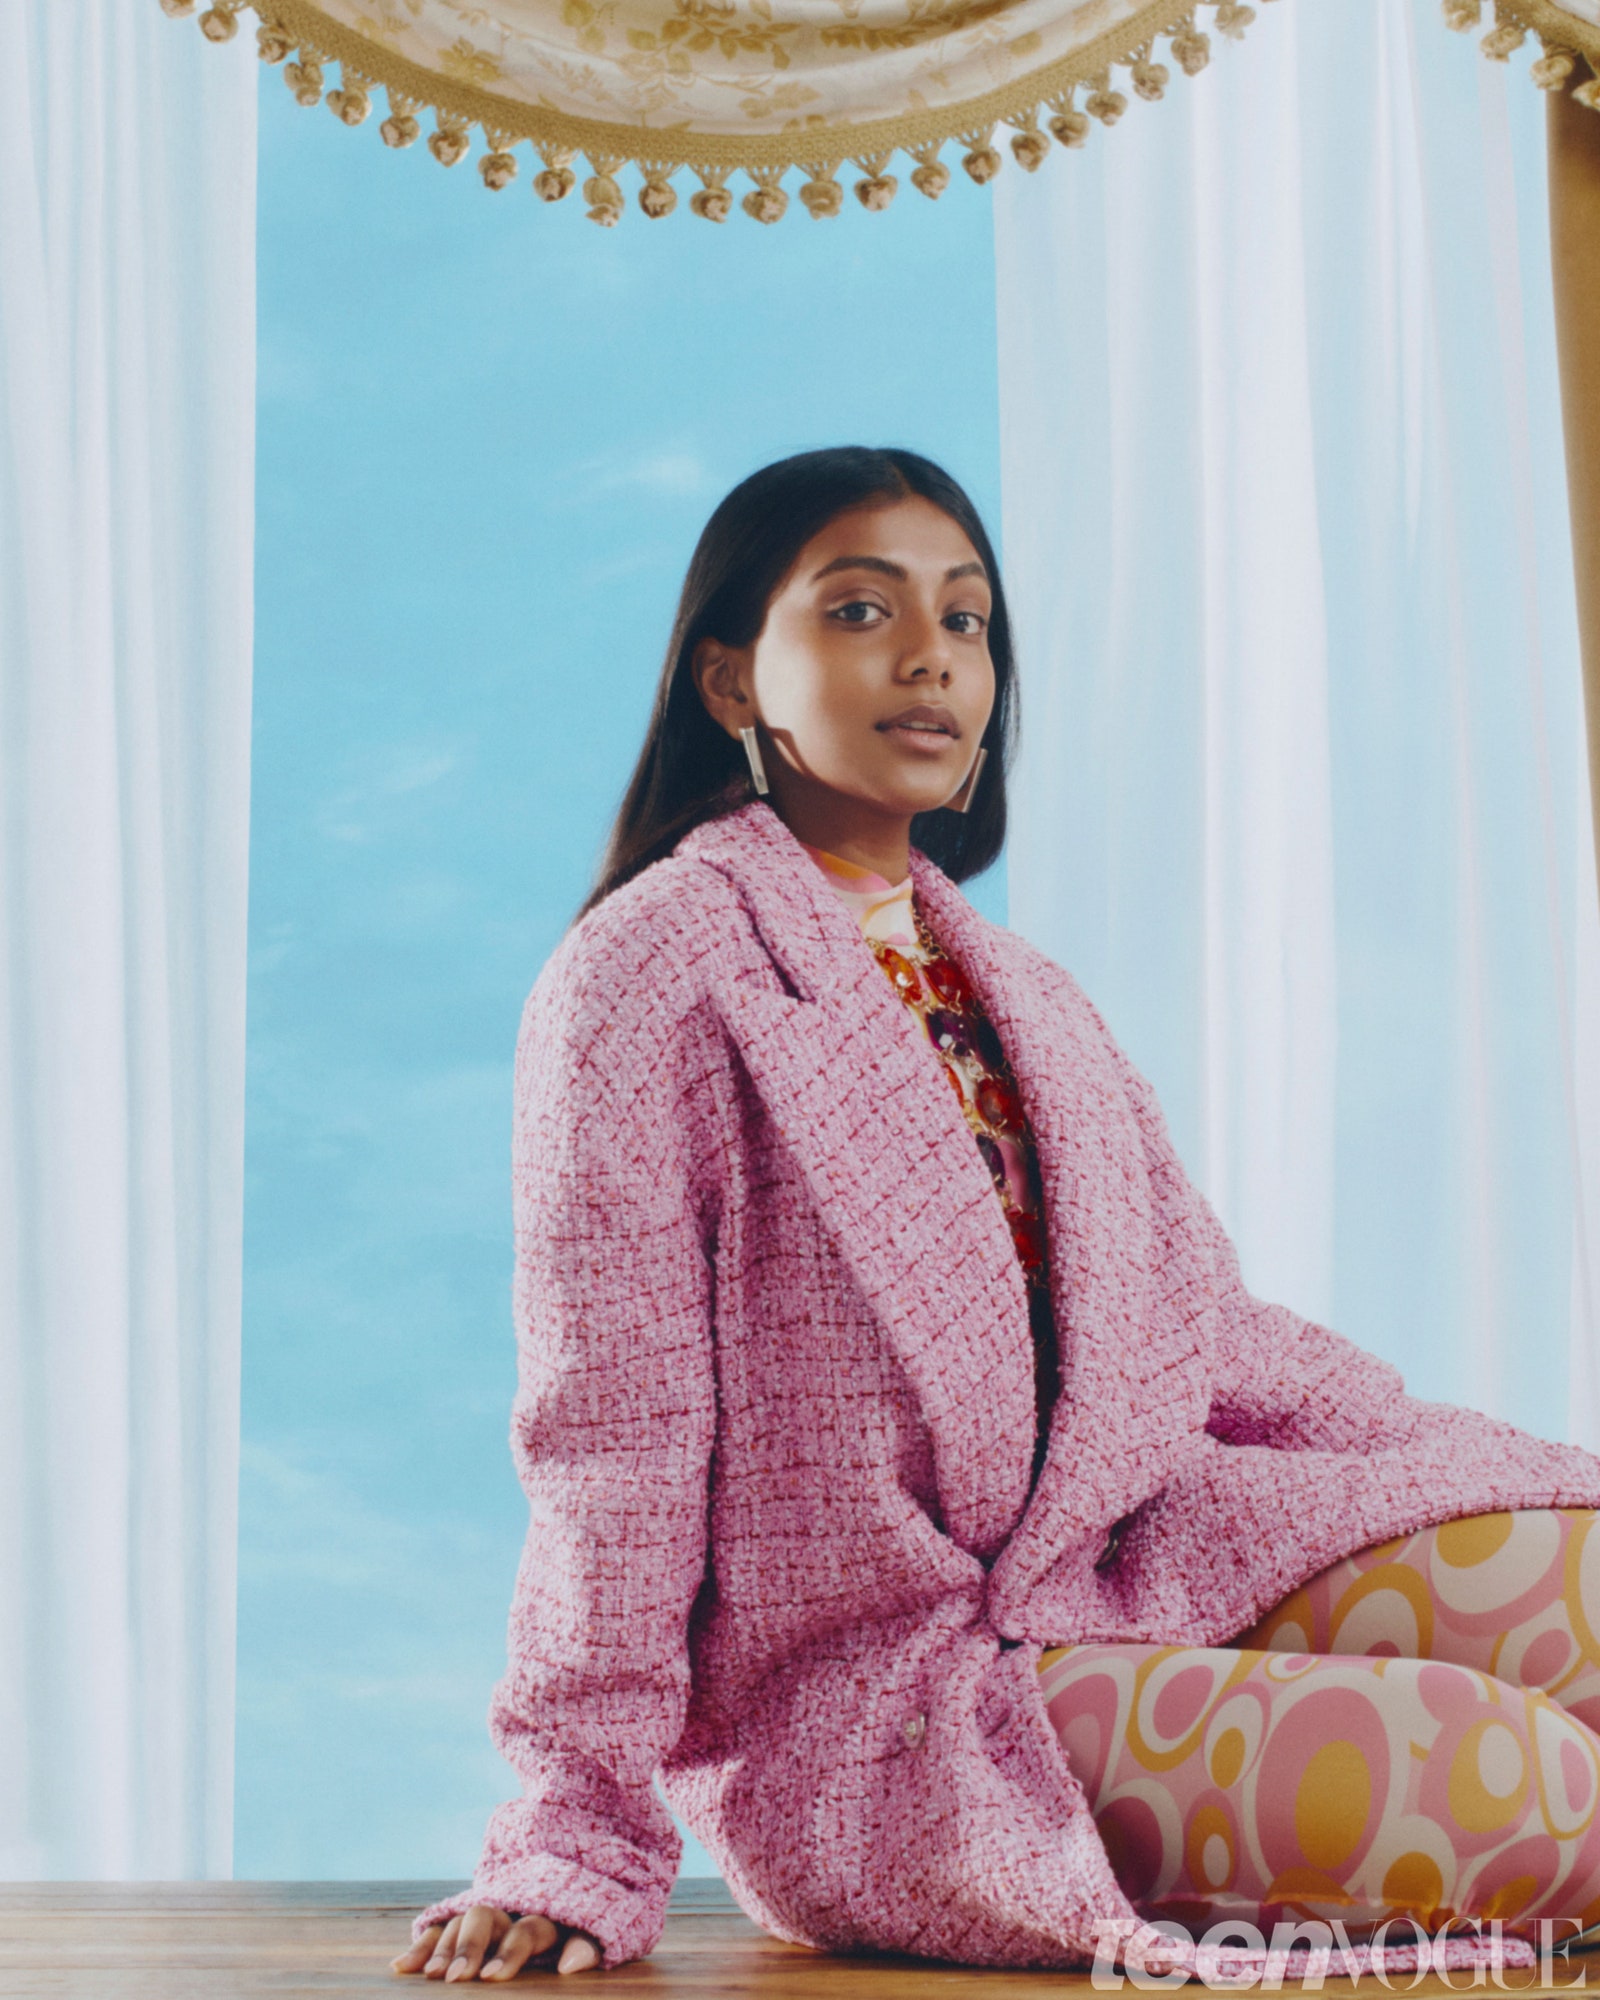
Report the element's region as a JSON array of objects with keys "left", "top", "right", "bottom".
[{"left": 1550, "top": 80, "right": 1600, "bottom": 911}]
